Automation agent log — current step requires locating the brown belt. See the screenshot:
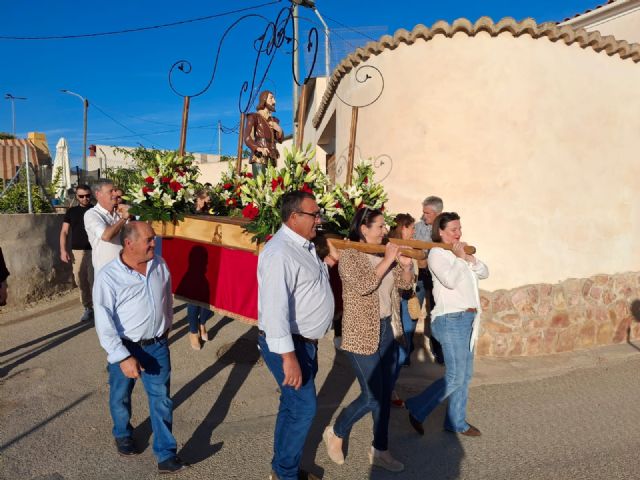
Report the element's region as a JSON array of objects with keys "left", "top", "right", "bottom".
[
  {"left": 258, "top": 329, "right": 318, "bottom": 346},
  {"left": 465, "top": 308, "right": 478, "bottom": 313}
]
